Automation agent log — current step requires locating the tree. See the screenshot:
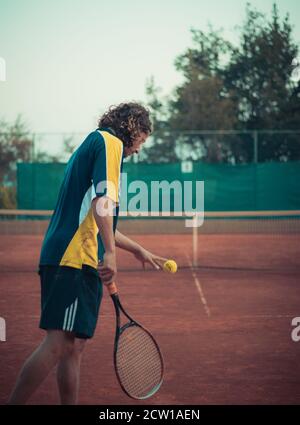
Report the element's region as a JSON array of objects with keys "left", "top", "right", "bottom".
[
  {"left": 145, "top": 28, "right": 239, "bottom": 162},
  {"left": 0, "top": 117, "right": 72, "bottom": 207},
  {"left": 223, "top": 3, "right": 299, "bottom": 131},
  {"left": 0, "top": 116, "right": 33, "bottom": 207},
  {"left": 145, "top": 2, "right": 300, "bottom": 163},
  {"left": 223, "top": 3, "right": 300, "bottom": 161},
  {"left": 0, "top": 116, "right": 32, "bottom": 184},
  {"left": 140, "top": 77, "right": 178, "bottom": 163}
]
